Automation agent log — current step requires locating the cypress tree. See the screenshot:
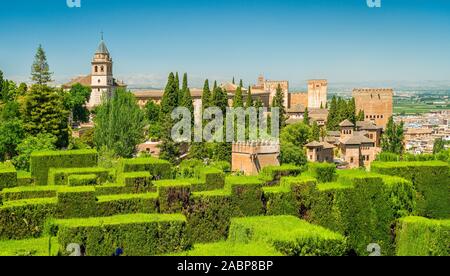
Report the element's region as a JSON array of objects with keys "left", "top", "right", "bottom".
[
  {"left": 271, "top": 84, "right": 286, "bottom": 129},
  {"left": 303, "top": 107, "right": 310, "bottom": 125},
  {"left": 348, "top": 98, "right": 356, "bottom": 124},
  {"left": 175, "top": 72, "right": 180, "bottom": 102},
  {"left": 161, "top": 72, "right": 178, "bottom": 116},
  {"left": 311, "top": 121, "right": 320, "bottom": 141},
  {"left": 233, "top": 86, "right": 244, "bottom": 108},
  {"left": 180, "top": 73, "right": 193, "bottom": 115},
  {"left": 356, "top": 109, "right": 365, "bottom": 122},
  {"left": 239, "top": 79, "right": 243, "bottom": 88},
  {"left": 246, "top": 86, "right": 253, "bottom": 108},
  {"left": 202, "top": 79, "right": 212, "bottom": 110},
  {"left": 232, "top": 77, "right": 235, "bottom": 85},
  {"left": 31, "top": 45, "right": 53, "bottom": 85}
]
